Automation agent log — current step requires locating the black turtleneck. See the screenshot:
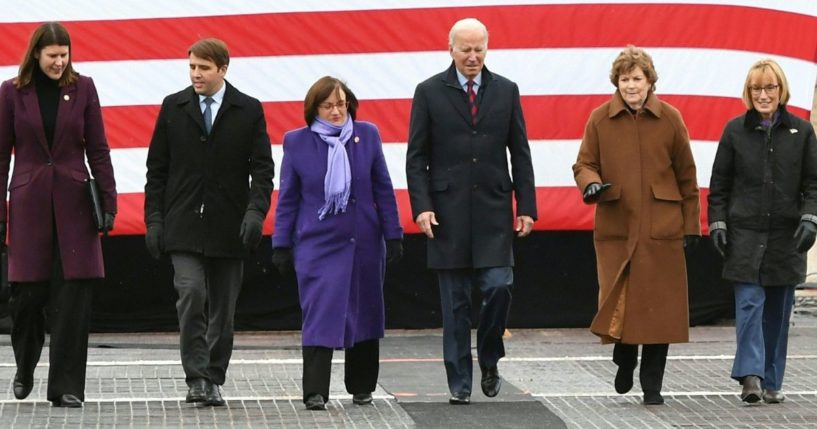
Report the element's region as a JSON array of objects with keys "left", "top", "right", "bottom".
[{"left": 33, "top": 67, "right": 60, "bottom": 148}]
